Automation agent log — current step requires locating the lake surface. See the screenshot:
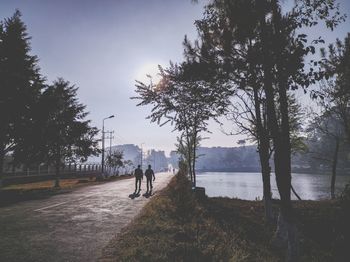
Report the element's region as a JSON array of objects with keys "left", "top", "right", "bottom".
[{"left": 196, "top": 172, "right": 350, "bottom": 200}]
